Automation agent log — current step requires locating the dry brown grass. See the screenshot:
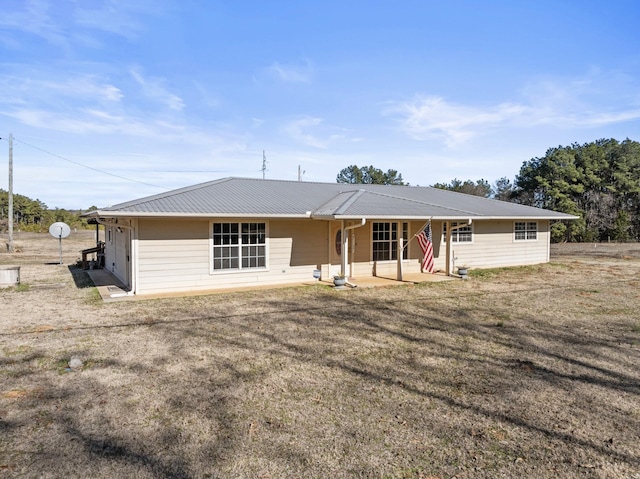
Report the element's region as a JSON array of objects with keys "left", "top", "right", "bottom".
[{"left": 1, "top": 232, "right": 640, "bottom": 478}]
